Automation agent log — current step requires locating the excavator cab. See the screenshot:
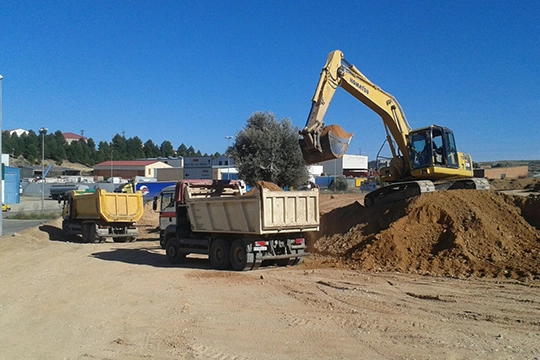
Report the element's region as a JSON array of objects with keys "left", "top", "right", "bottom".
[
  {"left": 300, "top": 124, "right": 353, "bottom": 164},
  {"left": 409, "top": 125, "right": 460, "bottom": 171}
]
